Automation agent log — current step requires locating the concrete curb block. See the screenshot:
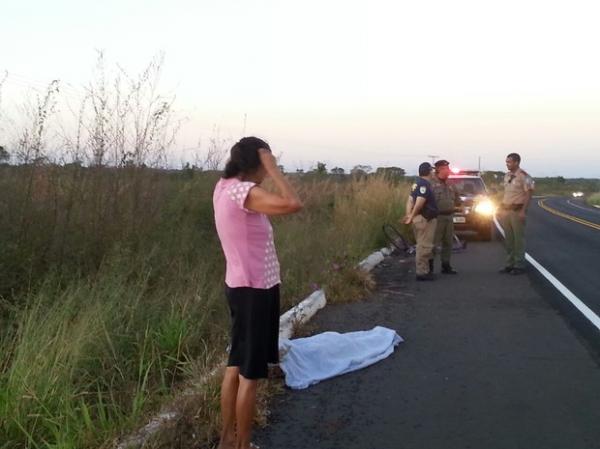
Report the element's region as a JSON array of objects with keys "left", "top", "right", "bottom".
[
  {"left": 357, "top": 246, "right": 393, "bottom": 272},
  {"left": 279, "top": 289, "right": 327, "bottom": 340},
  {"left": 380, "top": 246, "right": 394, "bottom": 257},
  {"left": 279, "top": 244, "right": 394, "bottom": 341},
  {"left": 279, "top": 245, "right": 394, "bottom": 344},
  {"left": 116, "top": 246, "right": 393, "bottom": 448}
]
